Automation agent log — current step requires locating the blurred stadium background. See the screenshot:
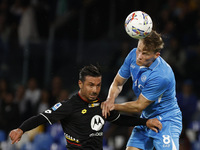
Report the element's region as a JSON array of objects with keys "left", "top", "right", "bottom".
[{"left": 0, "top": 0, "right": 200, "bottom": 150}]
